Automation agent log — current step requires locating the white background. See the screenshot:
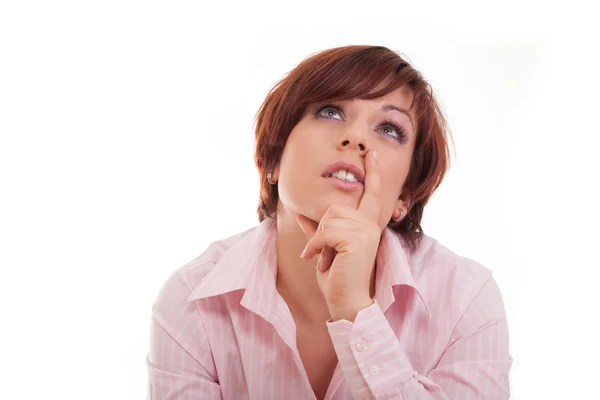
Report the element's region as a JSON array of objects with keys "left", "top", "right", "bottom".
[{"left": 1, "top": 1, "right": 598, "bottom": 399}]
